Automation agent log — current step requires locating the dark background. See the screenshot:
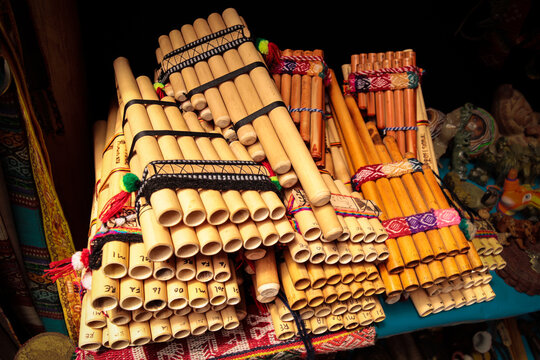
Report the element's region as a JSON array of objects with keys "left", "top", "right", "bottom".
[{"left": 77, "top": 0, "right": 539, "bottom": 121}]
